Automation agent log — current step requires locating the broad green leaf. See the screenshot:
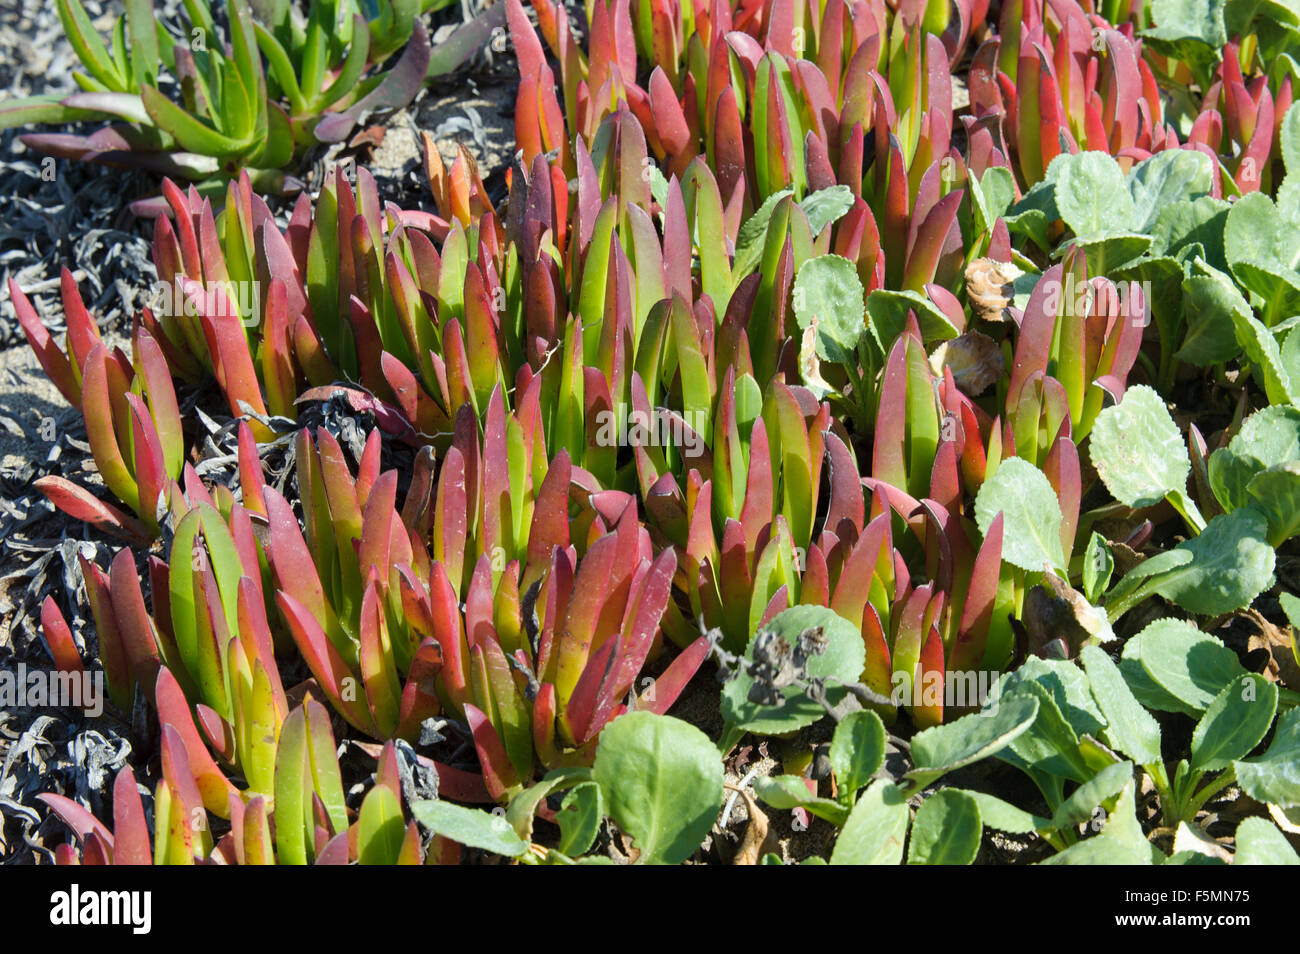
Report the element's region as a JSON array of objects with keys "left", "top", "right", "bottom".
[
  {"left": 505, "top": 767, "right": 591, "bottom": 841},
  {"left": 996, "top": 681, "right": 1092, "bottom": 782},
  {"left": 1176, "top": 265, "right": 1249, "bottom": 366},
  {"left": 1039, "top": 781, "right": 1153, "bottom": 864},
  {"left": 1049, "top": 760, "right": 1135, "bottom": 829},
  {"left": 1150, "top": 196, "right": 1229, "bottom": 269},
  {"left": 830, "top": 780, "right": 910, "bottom": 865},
  {"left": 1127, "top": 141, "right": 1213, "bottom": 234},
  {"left": 1231, "top": 309, "right": 1299, "bottom": 405},
  {"left": 800, "top": 185, "right": 854, "bottom": 237},
  {"left": 829, "top": 709, "right": 886, "bottom": 798},
  {"left": 1055, "top": 151, "right": 1134, "bottom": 238},
  {"left": 1190, "top": 674, "right": 1278, "bottom": 773},
  {"left": 1245, "top": 463, "right": 1300, "bottom": 545},
  {"left": 971, "top": 166, "right": 1016, "bottom": 234},
  {"left": 965, "top": 792, "right": 1050, "bottom": 833},
  {"left": 865, "top": 288, "right": 961, "bottom": 346},
  {"left": 721, "top": 606, "right": 867, "bottom": 734},
  {"left": 1120, "top": 619, "right": 1249, "bottom": 715},
  {"left": 1141, "top": 0, "right": 1227, "bottom": 75},
  {"left": 410, "top": 800, "right": 529, "bottom": 856},
  {"left": 974, "top": 457, "right": 1067, "bottom": 572},
  {"left": 906, "top": 694, "right": 1040, "bottom": 788},
  {"left": 1234, "top": 816, "right": 1300, "bottom": 863},
  {"left": 1152, "top": 508, "right": 1275, "bottom": 615},
  {"left": 592, "top": 712, "right": 723, "bottom": 865},
  {"left": 752, "top": 775, "right": 850, "bottom": 826},
  {"left": 1234, "top": 706, "right": 1300, "bottom": 807},
  {"left": 792, "top": 254, "right": 866, "bottom": 364},
  {"left": 1209, "top": 405, "right": 1300, "bottom": 511},
  {"left": 557, "top": 782, "right": 604, "bottom": 857},
  {"left": 1081, "top": 645, "right": 1162, "bottom": 765},
  {"left": 907, "top": 789, "right": 981, "bottom": 864},
  {"left": 1225, "top": 192, "right": 1300, "bottom": 320},
  {"left": 1090, "top": 384, "right": 1191, "bottom": 508},
  {"left": 733, "top": 189, "right": 794, "bottom": 280},
  {"left": 996, "top": 657, "right": 1106, "bottom": 738}
]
